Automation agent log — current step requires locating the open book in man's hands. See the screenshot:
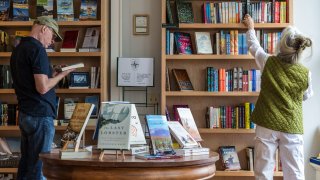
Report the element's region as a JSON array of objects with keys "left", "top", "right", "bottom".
[{"left": 56, "top": 63, "right": 84, "bottom": 72}]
